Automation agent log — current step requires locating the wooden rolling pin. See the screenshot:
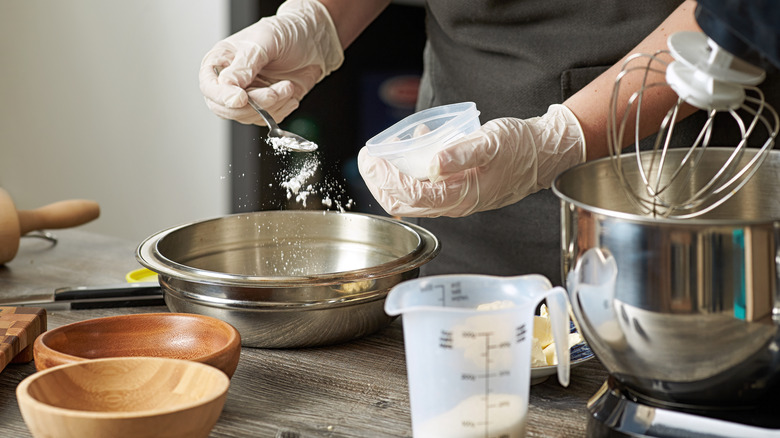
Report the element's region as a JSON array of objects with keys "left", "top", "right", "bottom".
[{"left": 0, "top": 188, "right": 100, "bottom": 265}]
